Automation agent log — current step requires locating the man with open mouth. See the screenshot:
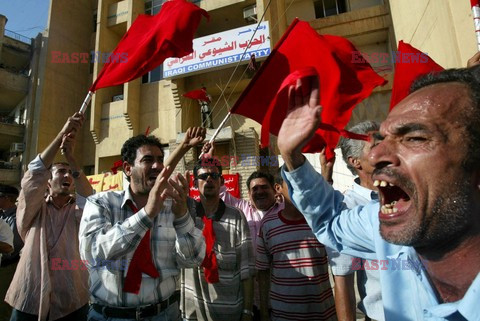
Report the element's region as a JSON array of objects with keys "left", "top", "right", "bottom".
[
  {"left": 6, "top": 112, "right": 93, "bottom": 320},
  {"left": 277, "top": 67, "right": 480, "bottom": 320}
]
